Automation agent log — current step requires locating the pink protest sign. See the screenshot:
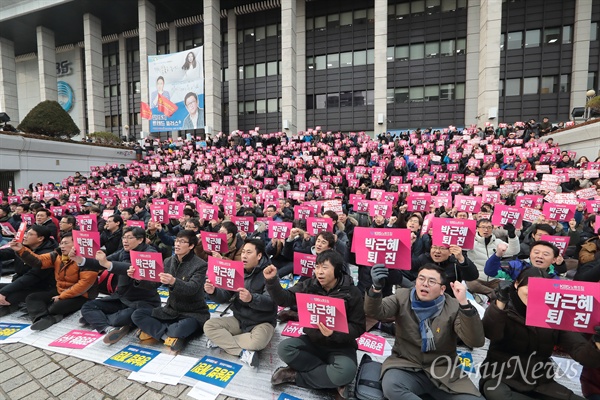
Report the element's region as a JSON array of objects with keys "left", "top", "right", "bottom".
[
  {"left": 322, "top": 199, "right": 343, "bottom": 214},
  {"left": 201, "top": 232, "right": 229, "bottom": 254},
  {"left": 542, "top": 203, "right": 576, "bottom": 222},
  {"left": 540, "top": 235, "right": 570, "bottom": 257},
  {"left": 491, "top": 205, "right": 524, "bottom": 229},
  {"left": 294, "top": 205, "right": 315, "bottom": 220},
  {"left": 306, "top": 217, "right": 333, "bottom": 236},
  {"left": 293, "top": 252, "right": 317, "bottom": 277},
  {"left": 522, "top": 207, "right": 543, "bottom": 223},
  {"left": 168, "top": 202, "right": 184, "bottom": 218},
  {"left": 72, "top": 230, "right": 101, "bottom": 258},
  {"left": 49, "top": 329, "right": 103, "bottom": 349},
  {"left": 207, "top": 256, "right": 244, "bottom": 290},
  {"left": 130, "top": 251, "right": 164, "bottom": 282},
  {"left": 421, "top": 214, "right": 434, "bottom": 236},
  {"left": 14, "top": 222, "right": 27, "bottom": 243},
  {"left": 515, "top": 195, "right": 543, "bottom": 209},
  {"left": 281, "top": 321, "right": 304, "bottom": 337},
  {"left": 526, "top": 278, "right": 599, "bottom": 334},
  {"left": 269, "top": 221, "right": 293, "bottom": 240},
  {"left": 149, "top": 204, "right": 168, "bottom": 223},
  {"left": 296, "top": 293, "right": 348, "bottom": 334},
  {"left": 231, "top": 216, "right": 254, "bottom": 233},
  {"left": 587, "top": 200, "right": 600, "bottom": 214},
  {"left": 368, "top": 201, "right": 393, "bottom": 218},
  {"left": 76, "top": 214, "right": 98, "bottom": 232},
  {"left": 126, "top": 220, "right": 146, "bottom": 228},
  {"left": 454, "top": 195, "right": 482, "bottom": 213},
  {"left": 50, "top": 206, "right": 65, "bottom": 218},
  {"left": 406, "top": 193, "right": 431, "bottom": 212},
  {"left": 0, "top": 222, "right": 16, "bottom": 236},
  {"left": 356, "top": 332, "right": 387, "bottom": 356},
  {"left": 431, "top": 218, "right": 476, "bottom": 250},
  {"left": 351, "top": 227, "right": 411, "bottom": 268}
]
